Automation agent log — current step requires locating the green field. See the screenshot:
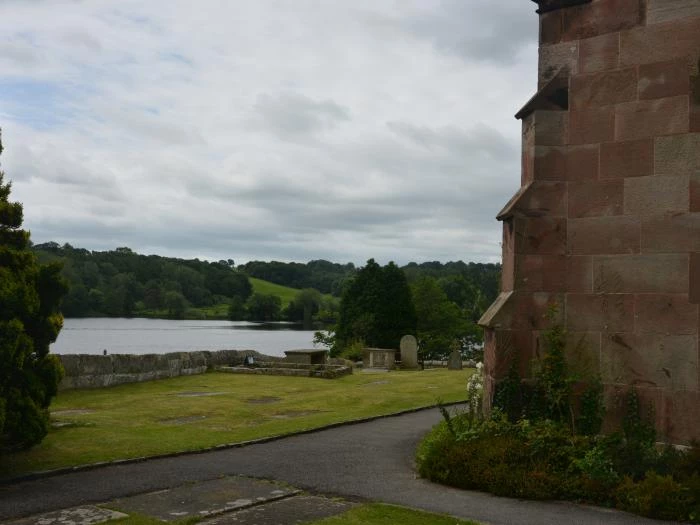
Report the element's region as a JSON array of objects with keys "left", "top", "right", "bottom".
[
  {"left": 135, "top": 278, "right": 314, "bottom": 319},
  {"left": 0, "top": 369, "right": 468, "bottom": 479},
  {"left": 249, "top": 277, "right": 313, "bottom": 307}
]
